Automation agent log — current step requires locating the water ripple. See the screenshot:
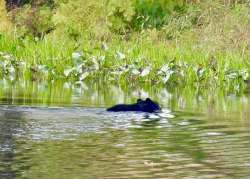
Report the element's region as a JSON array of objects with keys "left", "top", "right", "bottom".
[{"left": 0, "top": 105, "right": 250, "bottom": 178}]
